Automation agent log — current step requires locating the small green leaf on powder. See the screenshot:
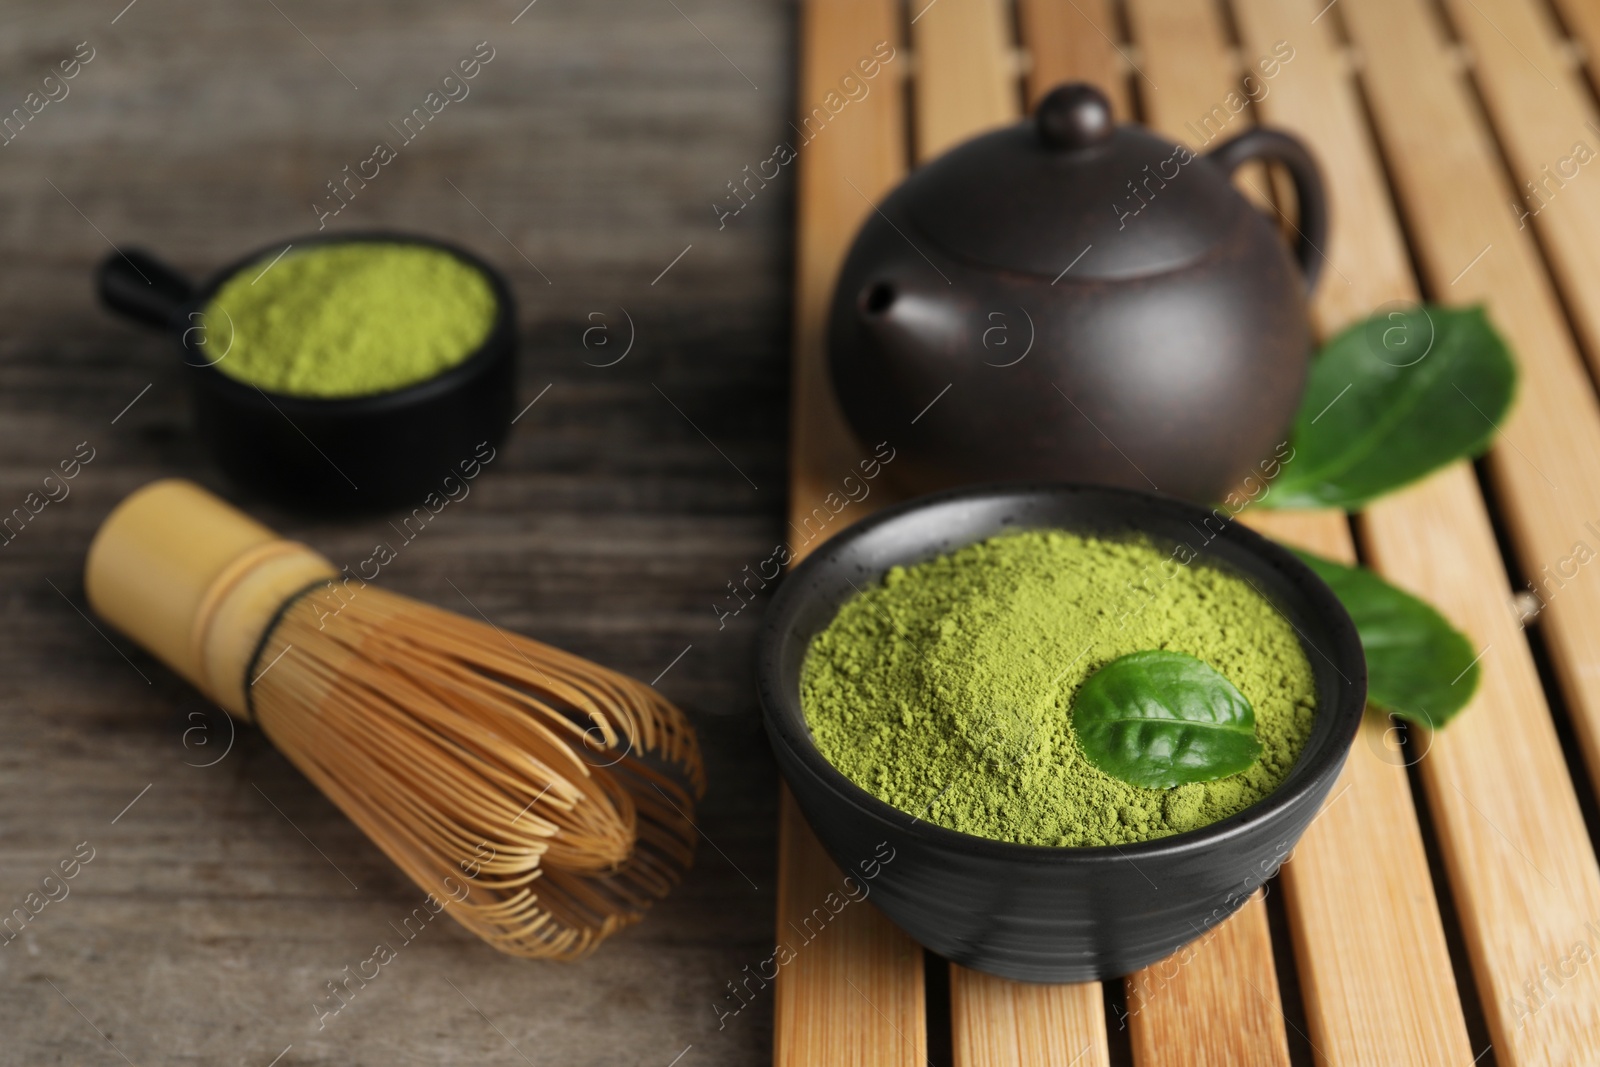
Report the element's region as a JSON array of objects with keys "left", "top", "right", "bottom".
[{"left": 1072, "top": 650, "right": 1262, "bottom": 789}]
